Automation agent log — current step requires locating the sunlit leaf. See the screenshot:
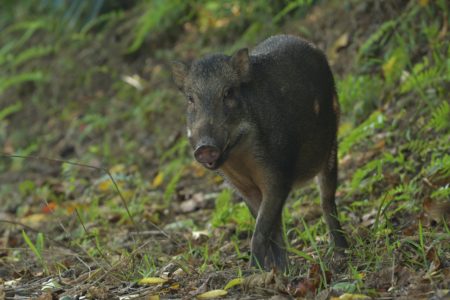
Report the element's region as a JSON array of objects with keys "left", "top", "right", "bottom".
[
  {"left": 223, "top": 278, "right": 243, "bottom": 290},
  {"left": 152, "top": 172, "right": 164, "bottom": 188},
  {"left": 196, "top": 289, "right": 228, "bottom": 299},
  {"left": 138, "top": 277, "right": 168, "bottom": 285},
  {"left": 97, "top": 179, "right": 112, "bottom": 192},
  {"left": 21, "top": 213, "right": 47, "bottom": 226}
]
